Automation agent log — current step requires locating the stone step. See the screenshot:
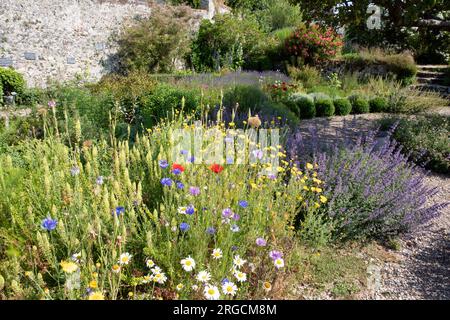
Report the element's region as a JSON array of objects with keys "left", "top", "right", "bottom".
[
  {"left": 417, "top": 70, "right": 446, "bottom": 78},
  {"left": 417, "top": 65, "right": 449, "bottom": 72},
  {"left": 416, "top": 77, "right": 446, "bottom": 85},
  {"left": 412, "top": 84, "right": 450, "bottom": 98}
]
